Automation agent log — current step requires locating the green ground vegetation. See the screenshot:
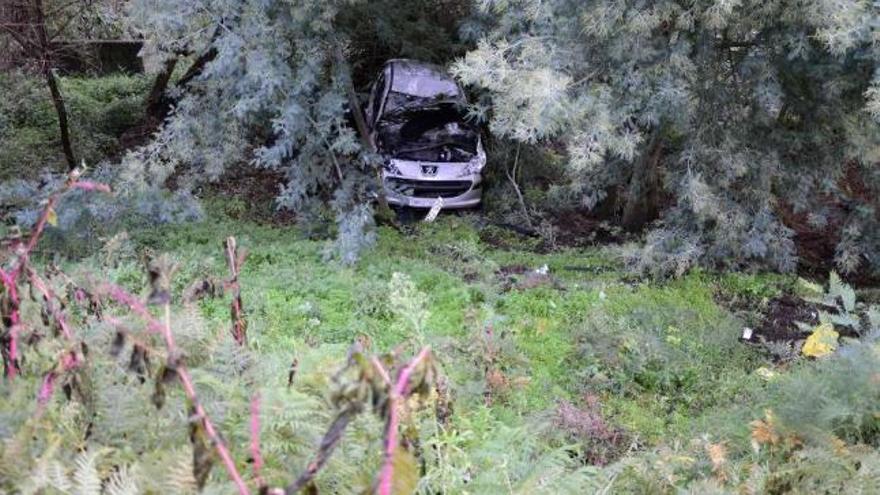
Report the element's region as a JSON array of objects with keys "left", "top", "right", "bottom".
[
  {"left": 0, "top": 72, "right": 149, "bottom": 179},
  {"left": 4, "top": 199, "right": 877, "bottom": 493}
]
